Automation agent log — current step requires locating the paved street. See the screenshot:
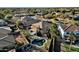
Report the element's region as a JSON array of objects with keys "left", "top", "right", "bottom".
[{"left": 0, "top": 27, "right": 15, "bottom": 51}]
